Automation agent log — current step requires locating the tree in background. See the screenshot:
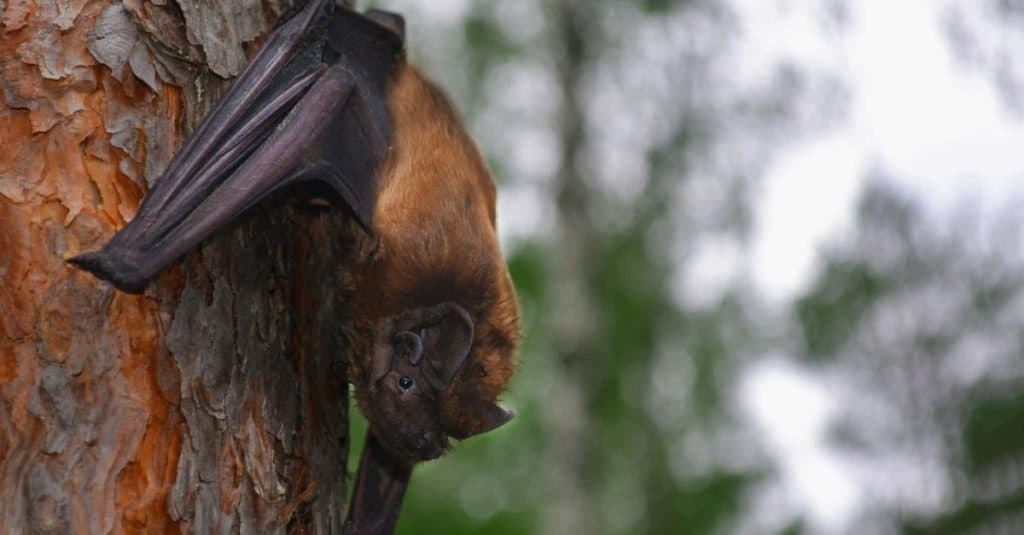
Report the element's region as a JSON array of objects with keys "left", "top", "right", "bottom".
[
  {"left": 796, "top": 182, "right": 1024, "bottom": 533},
  {"left": 380, "top": 0, "right": 1024, "bottom": 534},
  {"left": 380, "top": 0, "right": 846, "bottom": 533}
]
